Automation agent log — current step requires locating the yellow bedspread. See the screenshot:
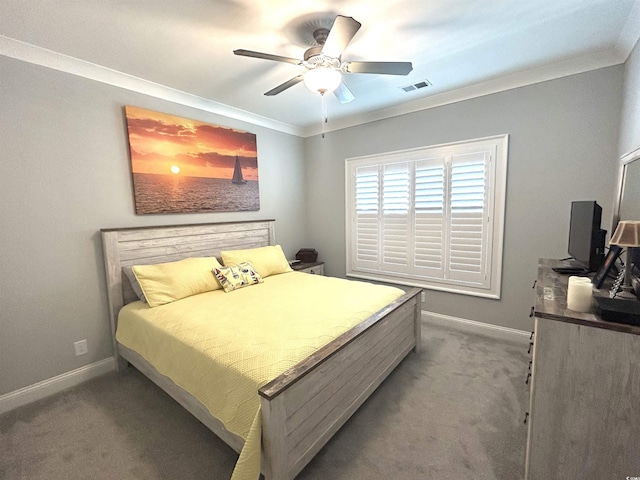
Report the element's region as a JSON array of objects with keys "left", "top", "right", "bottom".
[{"left": 116, "top": 271, "right": 404, "bottom": 479}]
